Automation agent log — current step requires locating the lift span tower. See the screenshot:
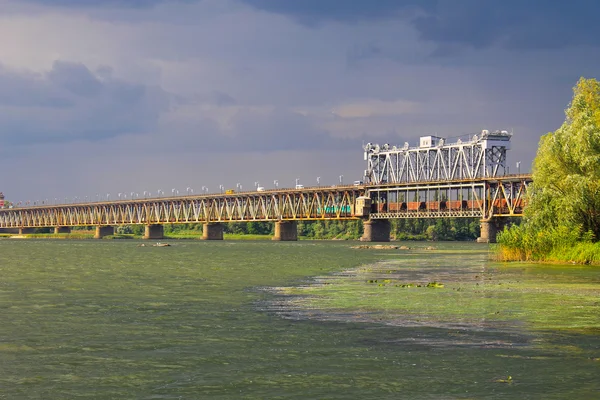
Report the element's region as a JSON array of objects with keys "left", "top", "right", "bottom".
[{"left": 364, "top": 129, "right": 512, "bottom": 184}]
